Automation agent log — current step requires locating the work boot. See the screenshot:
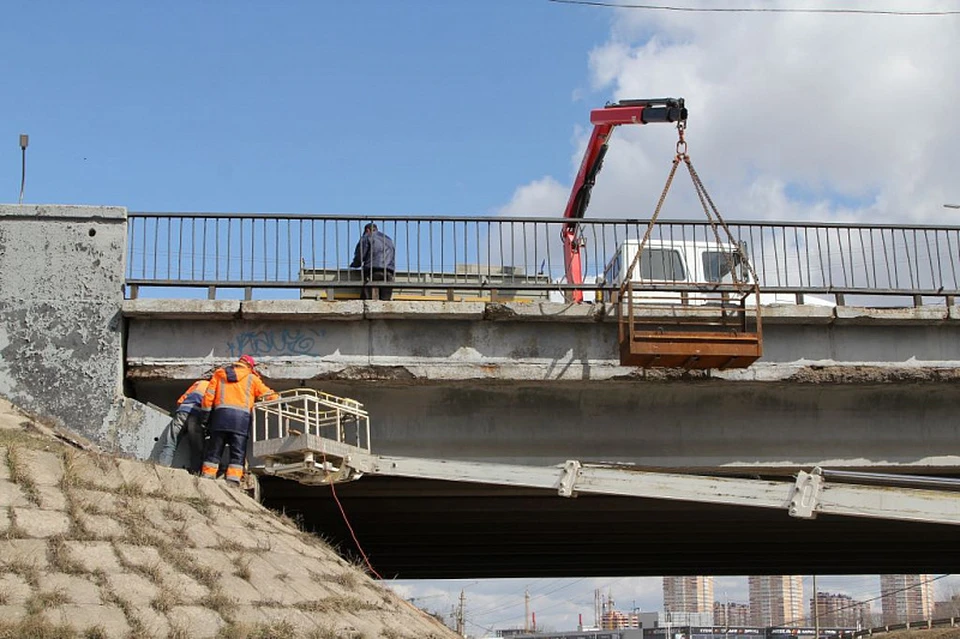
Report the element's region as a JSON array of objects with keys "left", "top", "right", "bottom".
[
  {"left": 225, "top": 464, "right": 244, "bottom": 484},
  {"left": 200, "top": 462, "right": 218, "bottom": 480}
]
